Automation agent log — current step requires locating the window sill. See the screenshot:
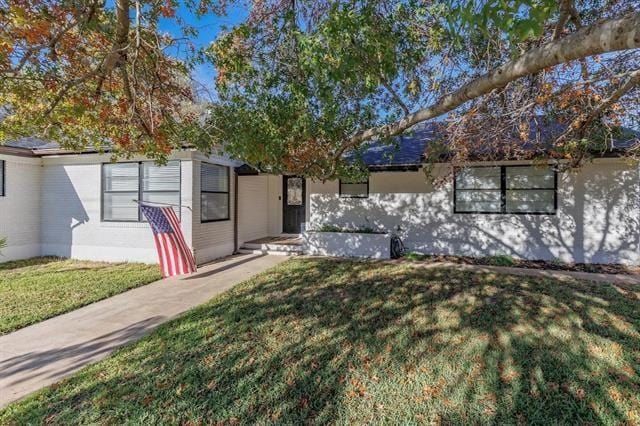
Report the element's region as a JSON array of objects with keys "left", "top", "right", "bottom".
[{"left": 201, "top": 218, "right": 231, "bottom": 223}]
